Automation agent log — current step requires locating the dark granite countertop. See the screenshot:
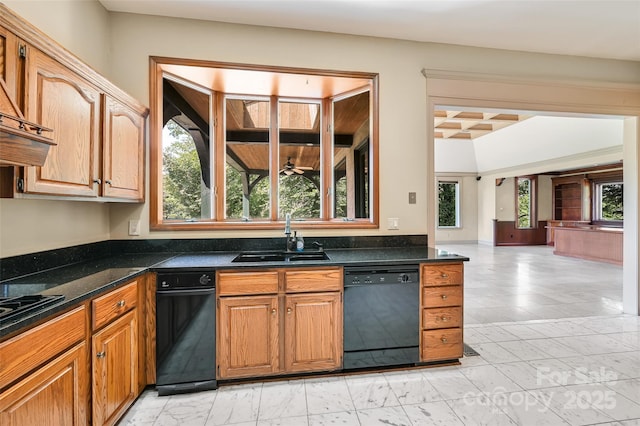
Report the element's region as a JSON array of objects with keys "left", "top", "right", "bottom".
[{"left": 0, "top": 240, "right": 468, "bottom": 339}]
